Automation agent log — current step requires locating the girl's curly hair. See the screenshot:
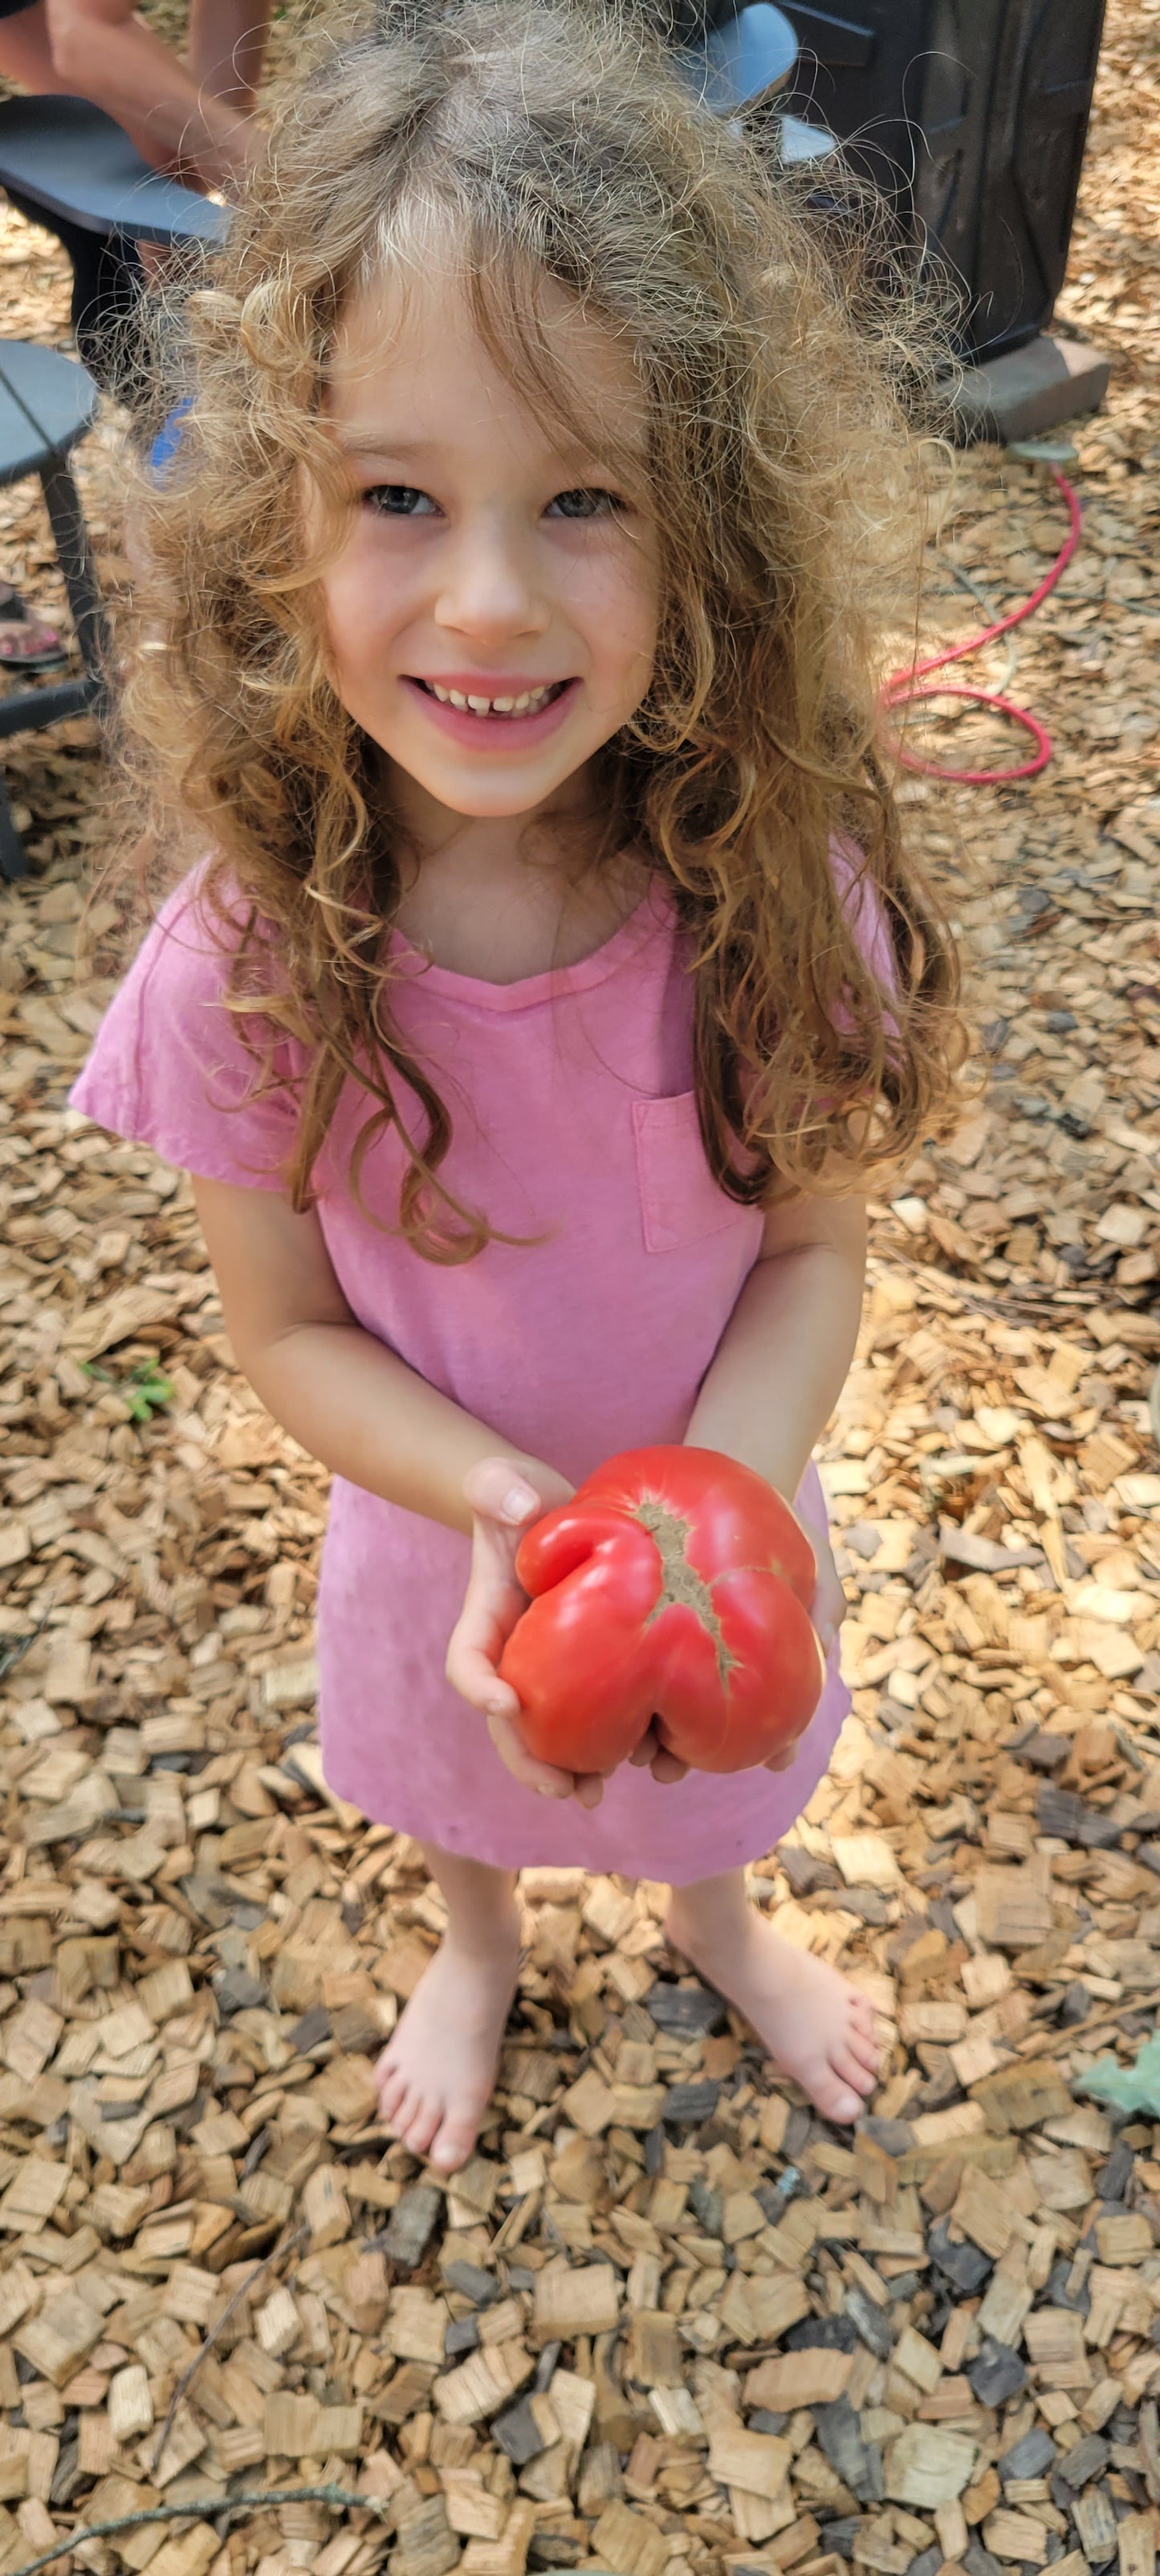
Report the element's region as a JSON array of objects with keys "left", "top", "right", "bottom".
[{"left": 115, "top": 0, "right": 966, "bottom": 1260}]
